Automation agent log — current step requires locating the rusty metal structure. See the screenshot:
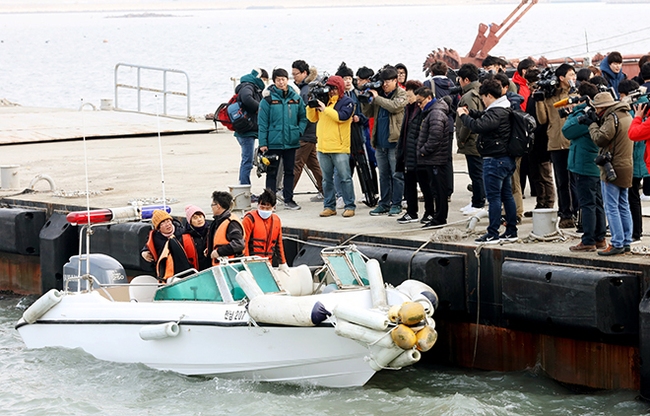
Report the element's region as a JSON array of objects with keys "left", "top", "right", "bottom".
[{"left": 423, "top": 0, "right": 645, "bottom": 77}]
